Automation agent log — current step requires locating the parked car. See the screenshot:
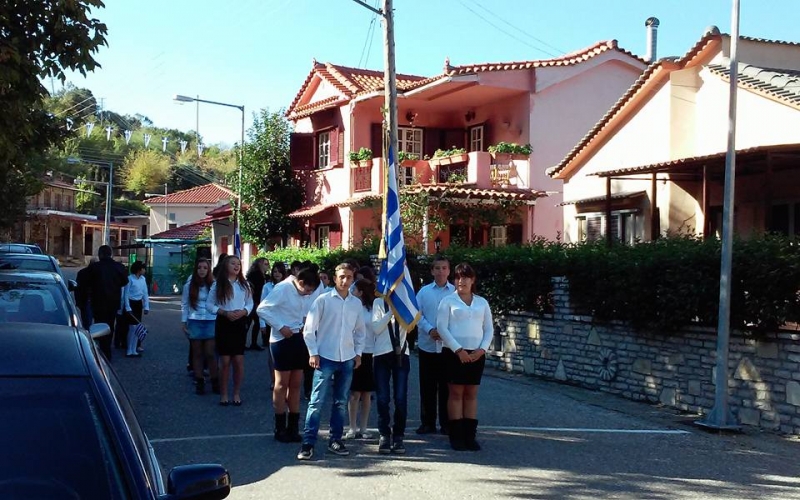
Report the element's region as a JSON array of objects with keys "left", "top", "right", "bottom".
[
  {"left": 0, "top": 271, "right": 84, "bottom": 328},
  {"left": 0, "top": 253, "right": 75, "bottom": 291},
  {"left": 0, "top": 322, "right": 231, "bottom": 499},
  {"left": 0, "top": 243, "right": 42, "bottom": 254}
]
